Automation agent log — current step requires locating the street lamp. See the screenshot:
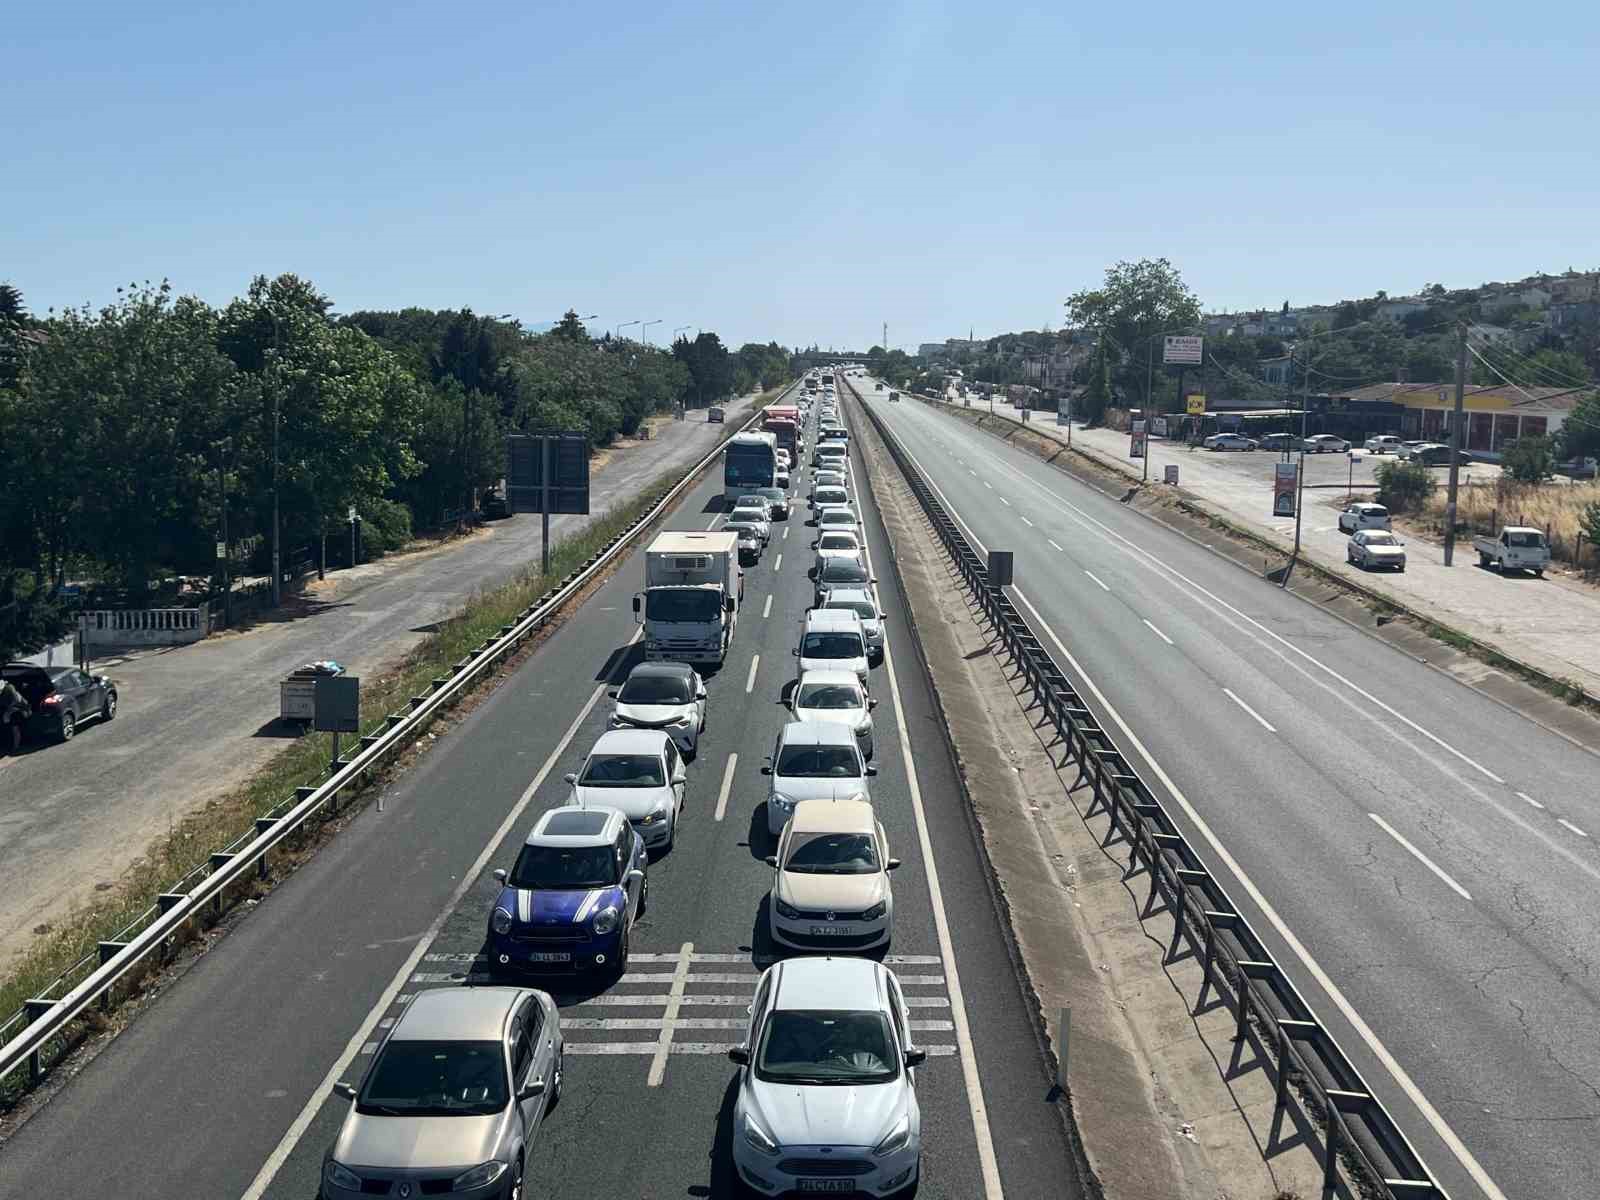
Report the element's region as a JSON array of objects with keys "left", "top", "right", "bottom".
[
  {"left": 617, "top": 320, "right": 641, "bottom": 340},
  {"left": 641, "top": 319, "right": 662, "bottom": 346},
  {"left": 673, "top": 325, "right": 691, "bottom": 339}
]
